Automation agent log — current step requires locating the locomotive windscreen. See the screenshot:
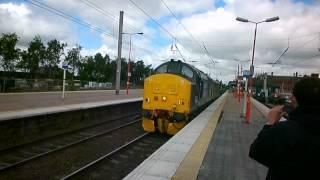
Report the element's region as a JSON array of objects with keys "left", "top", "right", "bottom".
[
  {"left": 155, "top": 61, "right": 182, "bottom": 74},
  {"left": 155, "top": 61, "right": 195, "bottom": 80},
  {"left": 156, "top": 61, "right": 183, "bottom": 74},
  {"left": 167, "top": 61, "right": 181, "bottom": 74}
]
